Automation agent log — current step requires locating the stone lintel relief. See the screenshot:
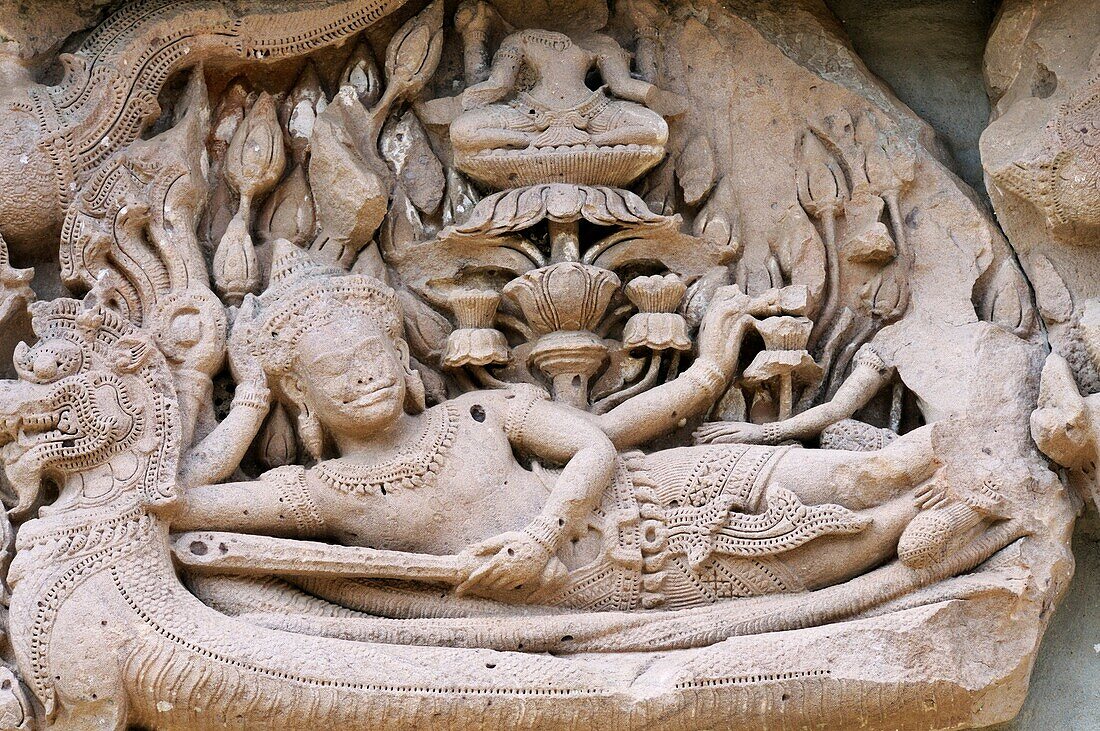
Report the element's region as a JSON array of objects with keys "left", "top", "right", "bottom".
[{"left": 0, "top": 0, "right": 1076, "bottom": 729}]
